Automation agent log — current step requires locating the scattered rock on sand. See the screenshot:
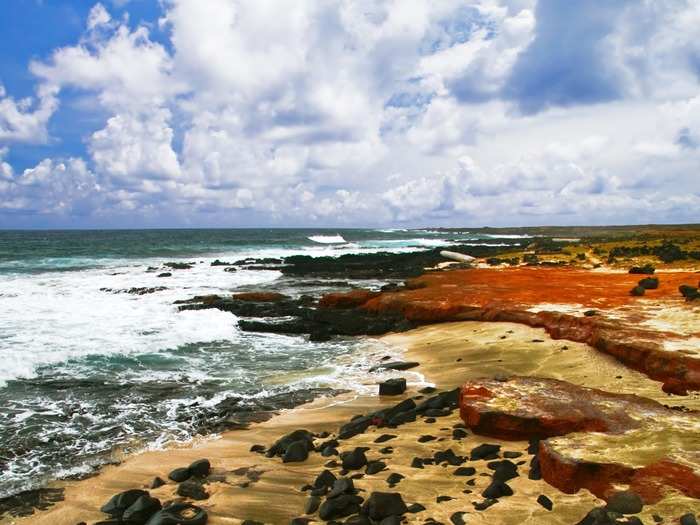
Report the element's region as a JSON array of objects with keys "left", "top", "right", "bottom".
[
  {"left": 144, "top": 503, "right": 207, "bottom": 525},
  {"left": 100, "top": 489, "right": 149, "bottom": 518},
  {"left": 681, "top": 514, "right": 699, "bottom": 525},
  {"left": 369, "top": 361, "right": 420, "bottom": 372},
  {"left": 470, "top": 443, "right": 501, "bottom": 461},
  {"left": 188, "top": 459, "right": 210, "bottom": 478}
]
